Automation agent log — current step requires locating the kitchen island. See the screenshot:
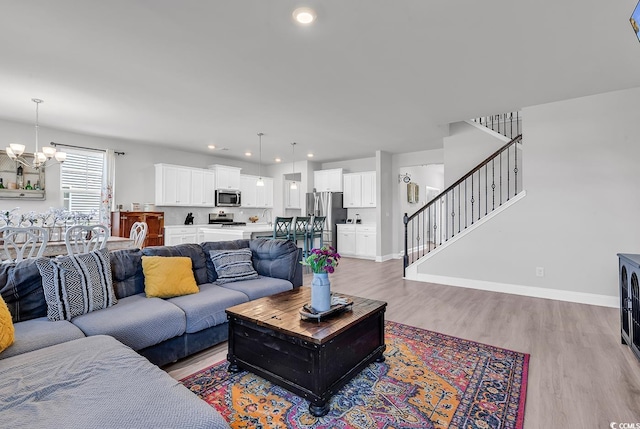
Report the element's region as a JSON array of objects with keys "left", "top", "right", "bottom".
[
  {"left": 164, "top": 223, "right": 274, "bottom": 245},
  {"left": 199, "top": 223, "right": 274, "bottom": 241}
]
